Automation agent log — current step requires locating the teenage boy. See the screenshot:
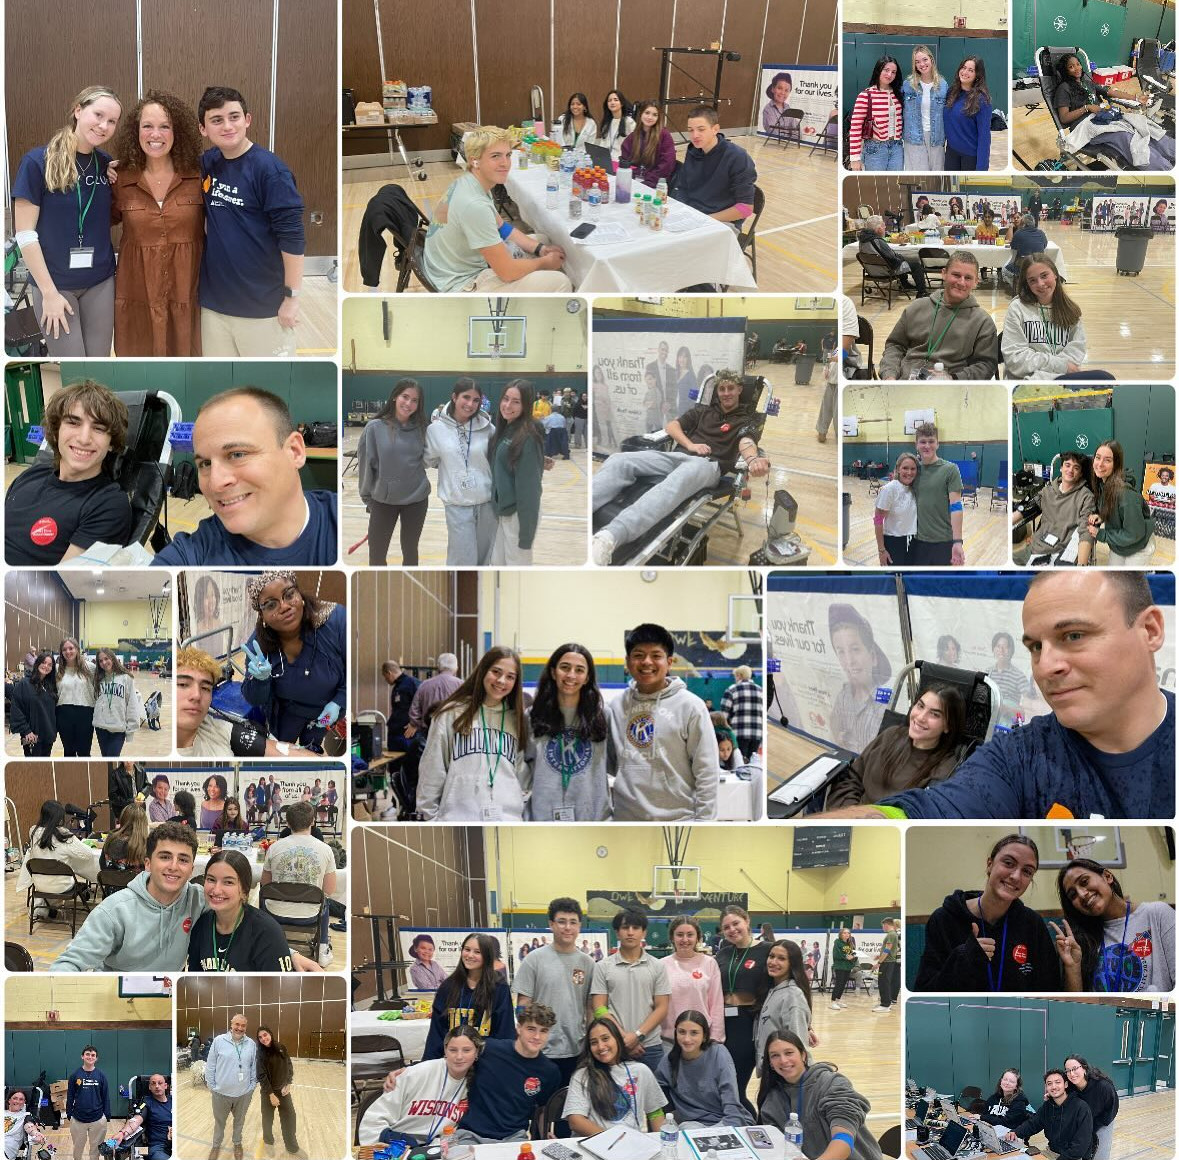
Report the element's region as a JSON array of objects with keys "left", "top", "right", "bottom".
[
  {"left": 872, "top": 918, "right": 900, "bottom": 1013},
  {"left": 4, "top": 379, "right": 131, "bottom": 565},
  {"left": 64, "top": 1045, "right": 110, "bottom": 1160},
  {"left": 671, "top": 106, "right": 757, "bottom": 224},
  {"left": 1004, "top": 1070, "right": 1094, "bottom": 1160},
  {"left": 197, "top": 87, "right": 305, "bottom": 358},
  {"left": 513, "top": 897, "right": 595, "bottom": 1084},
  {"left": 608, "top": 623, "right": 719, "bottom": 821},
  {"left": 207, "top": 1014, "right": 258, "bottom": 1160},
  {"left": 590, "top": 910, "right": 671, "bottom": 1072},
  {"left": 260, "top": 800, "right": 337, "bottom": 966},
  {"left": 912, "top": 423, "right": 965, "bottom": 566},
  {"left": 451, "top": 1005, "right": 561, "bottom": 1144}
]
